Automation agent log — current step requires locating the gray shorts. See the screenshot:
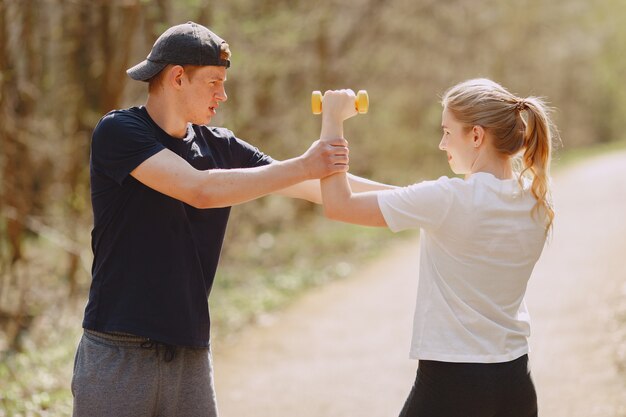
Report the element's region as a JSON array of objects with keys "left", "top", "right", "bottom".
[{"left": 72, "top": 330, "right": 218, "bottom": 417}]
